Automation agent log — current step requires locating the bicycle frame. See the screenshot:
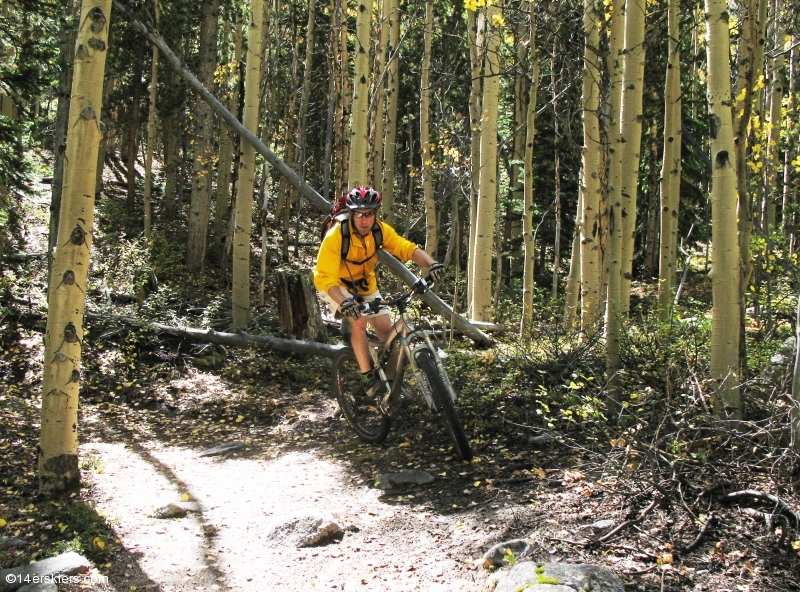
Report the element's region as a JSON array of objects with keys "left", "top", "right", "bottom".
[{"left": 363, "top": 292, "right": 458, "bottom": 416}]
